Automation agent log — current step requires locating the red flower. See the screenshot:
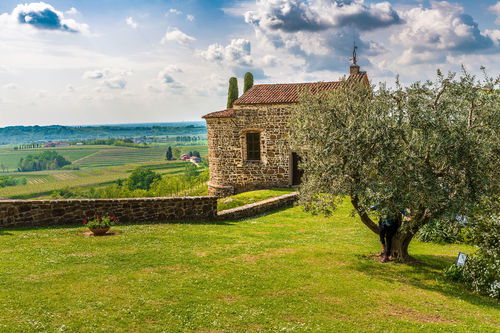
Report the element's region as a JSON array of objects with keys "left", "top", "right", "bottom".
[{"left": 83, "top": 219, "right": 87, "bottom": 225}]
